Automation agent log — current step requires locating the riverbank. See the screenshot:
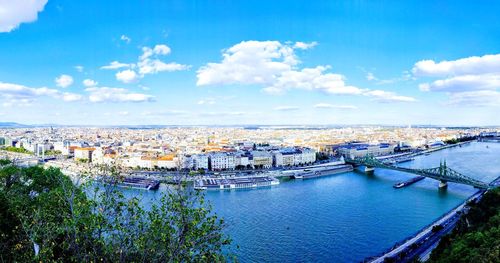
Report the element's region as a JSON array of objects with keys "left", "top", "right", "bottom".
[
  {"left": 367, "top": 189, "right": 485, "bottom": 262},
  {"left": 425, "top": 187, "right": 500, "bottom": 262}
]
